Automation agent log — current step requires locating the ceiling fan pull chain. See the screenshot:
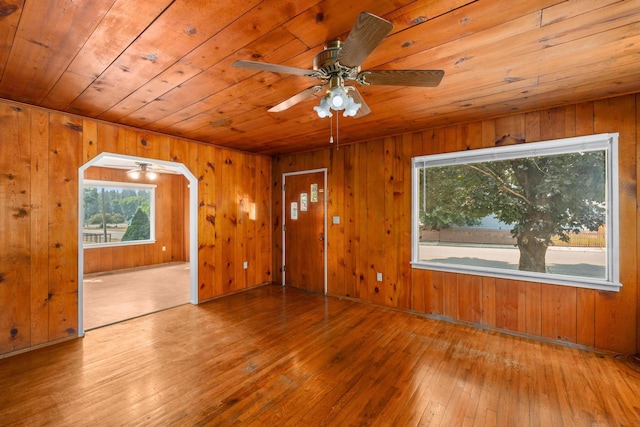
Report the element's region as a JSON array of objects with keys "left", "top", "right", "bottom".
[
  {"left": 336, "top": 113, "right": 339, "bottom": 150},
  {"left": 329, "top": 112, "right": 334, "bottom": 144}
]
